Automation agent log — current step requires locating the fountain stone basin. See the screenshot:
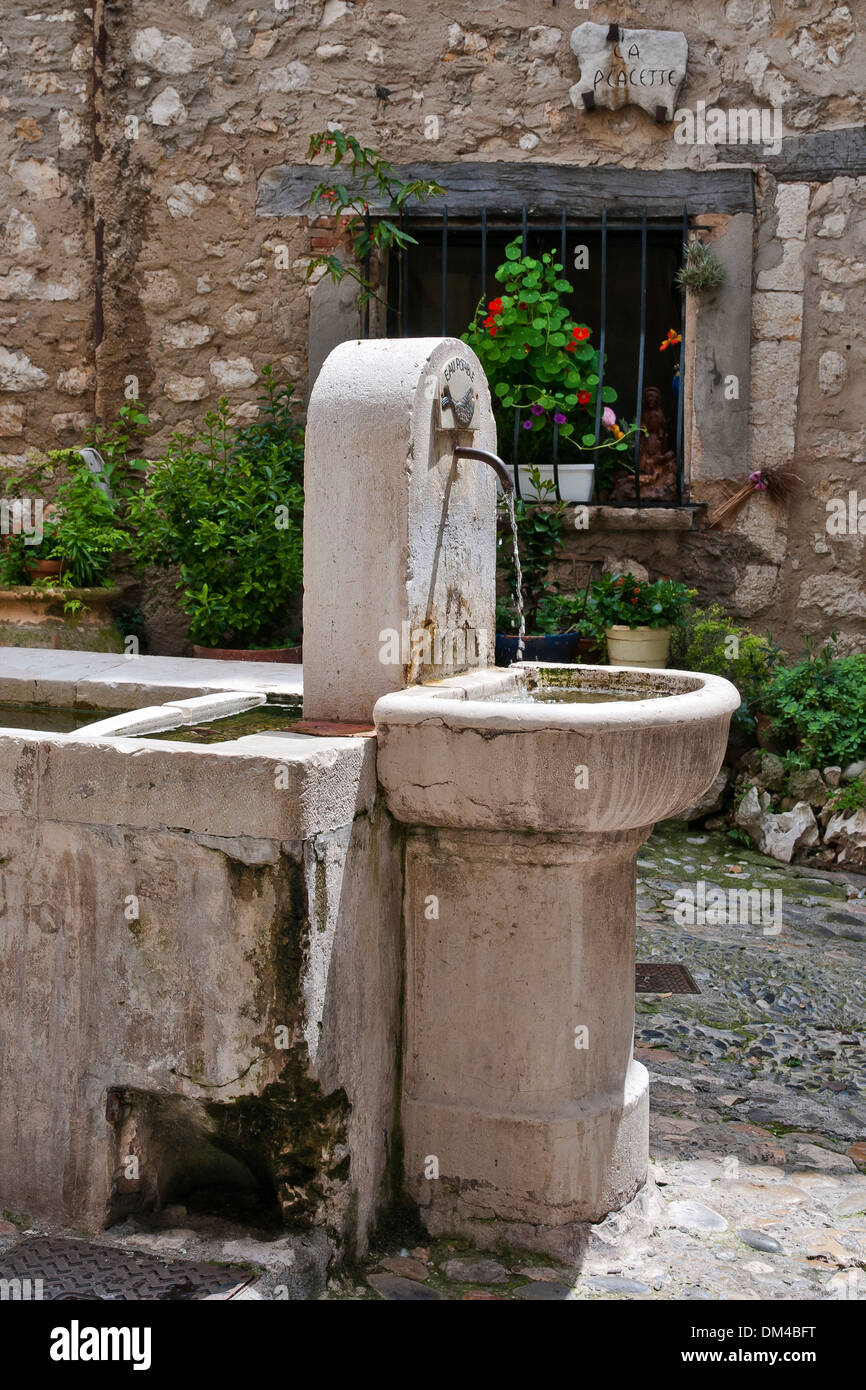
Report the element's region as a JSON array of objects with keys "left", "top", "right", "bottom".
[{"left": 374, "top": 662, "right": 739, "bottom": 1255}]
